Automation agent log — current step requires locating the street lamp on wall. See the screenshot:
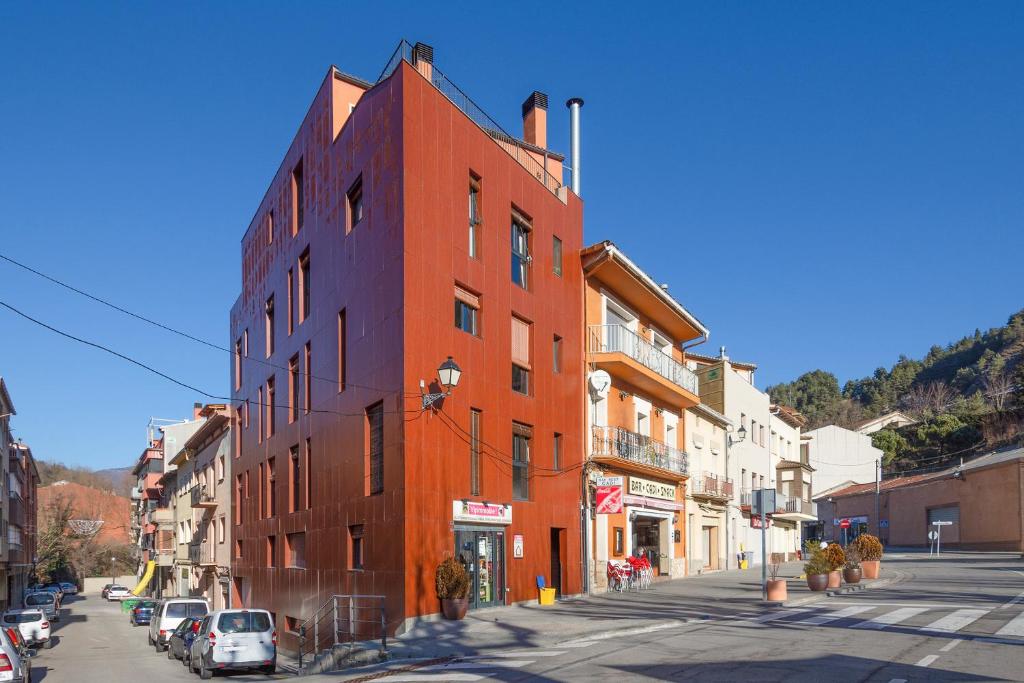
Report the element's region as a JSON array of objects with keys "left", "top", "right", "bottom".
[
  {"left": 421, "top": 356, "right": 462, "bottom": 409},
  {"left": 730, "top": 423, "right": 747, "bottom": 445}
]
